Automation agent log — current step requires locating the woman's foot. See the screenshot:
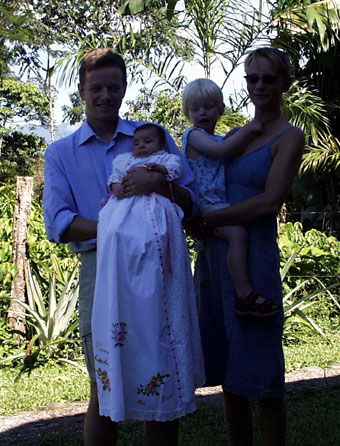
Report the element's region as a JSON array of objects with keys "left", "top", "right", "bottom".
[{"left": 235, "top": 291, "right": 282, "bottom": 318}]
